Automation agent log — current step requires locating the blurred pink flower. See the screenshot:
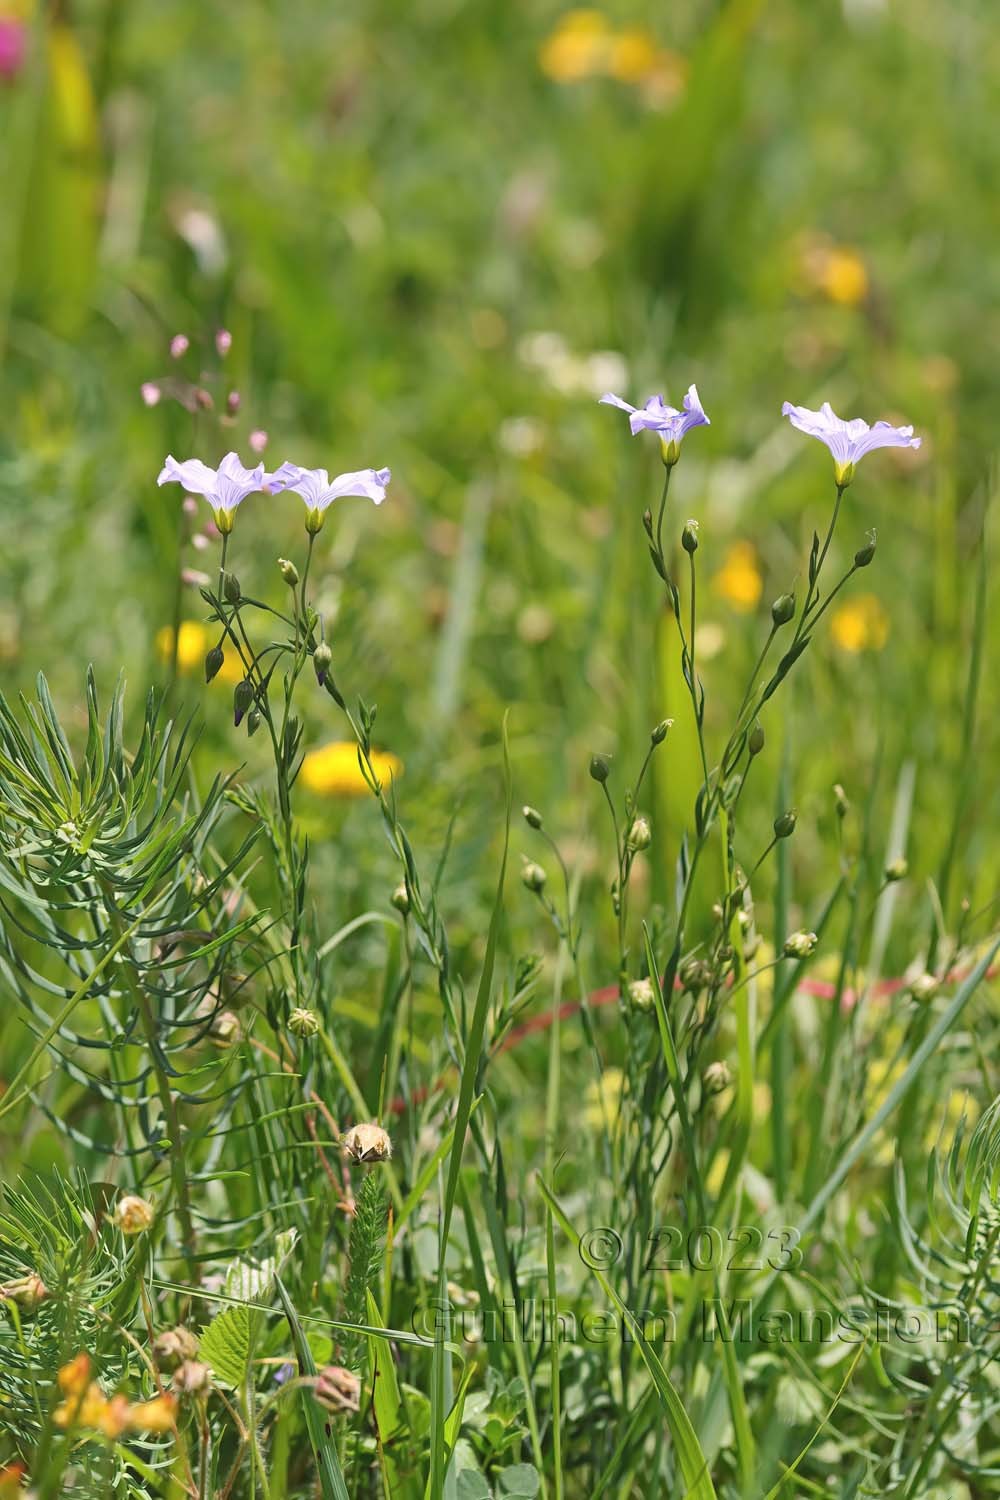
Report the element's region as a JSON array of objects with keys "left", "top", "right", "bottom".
[{"left": 0, "top": 18, "right": 26, "bottom": 81}]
